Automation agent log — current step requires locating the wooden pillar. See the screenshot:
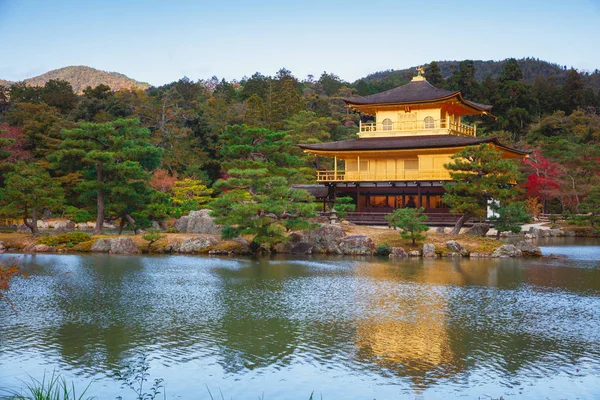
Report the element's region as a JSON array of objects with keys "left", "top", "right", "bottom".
[
  {"left": 357, "top": 155, "right": 360, "bottom": 180},
  {"left": 334, "top": 156, "right": 337, "bottom": 180},
  {"left": 417, "top": 184, "right": 421, "bottom": 208}
]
